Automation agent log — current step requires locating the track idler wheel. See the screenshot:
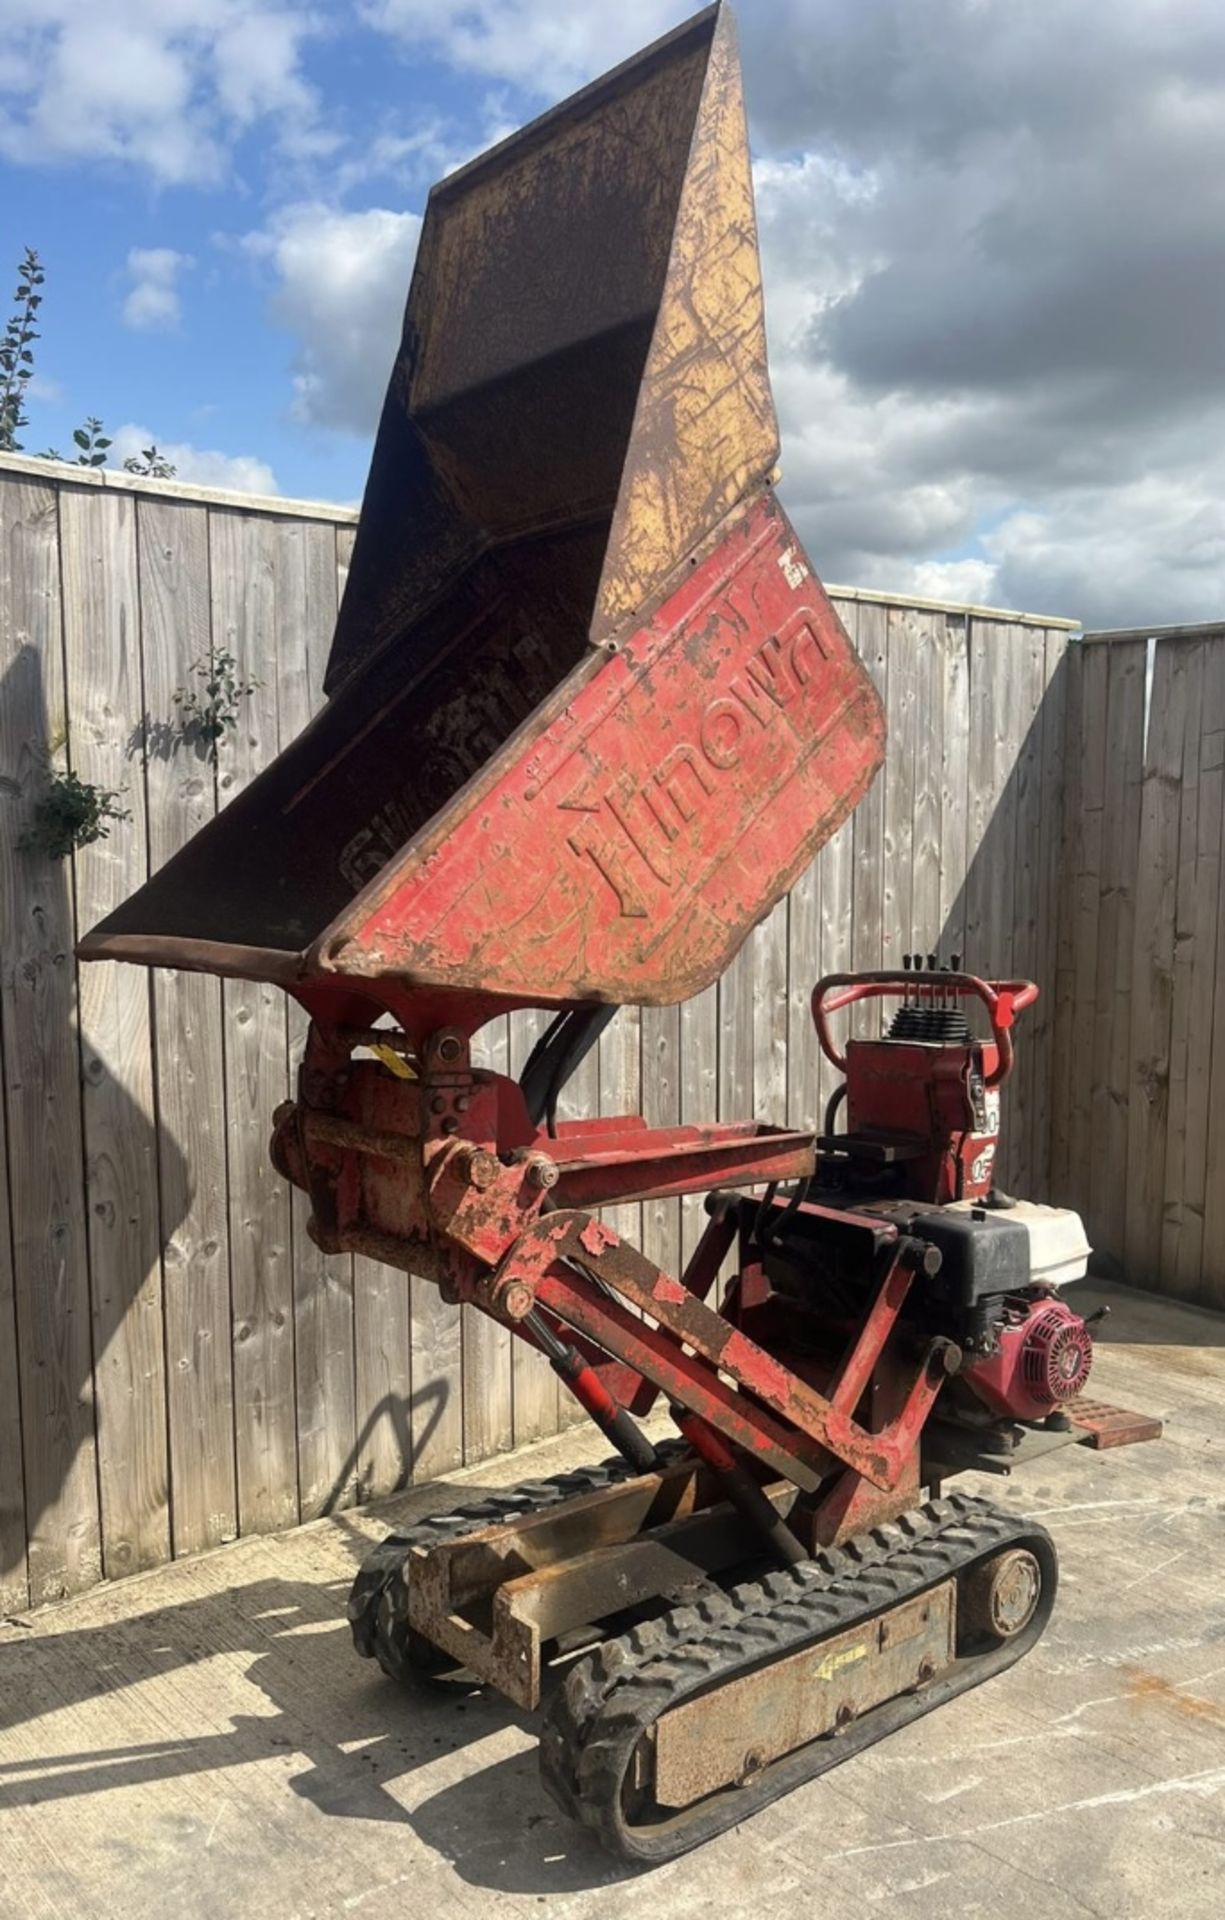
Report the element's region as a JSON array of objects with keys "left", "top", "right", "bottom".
[{"left": 959, "top": 1546, "right": 1043, "bottom": 1643}]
